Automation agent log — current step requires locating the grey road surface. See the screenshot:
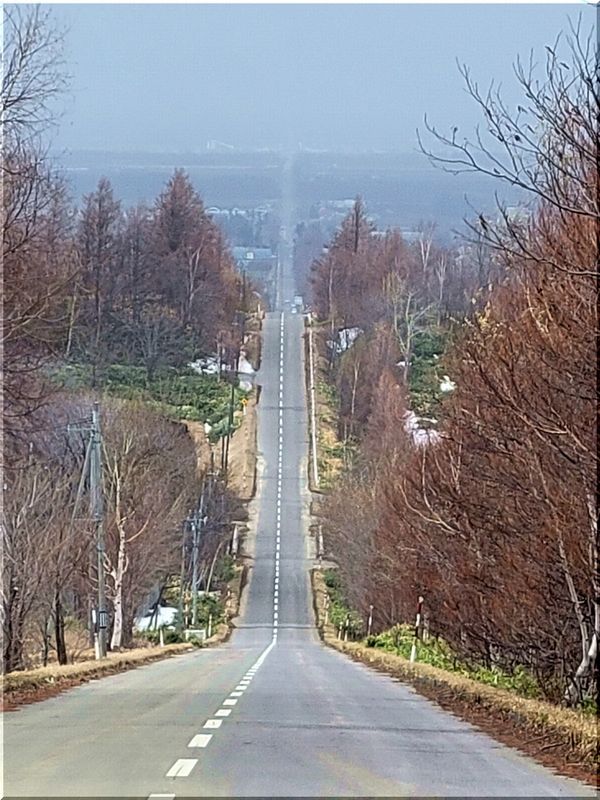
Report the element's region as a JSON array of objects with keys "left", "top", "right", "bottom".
[{"left": 2, "top": 264, "right": 594, "bottom": 798}]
